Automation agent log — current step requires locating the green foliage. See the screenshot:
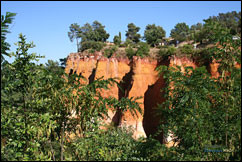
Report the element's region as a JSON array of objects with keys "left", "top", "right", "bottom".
[
  {"left": 179, "top": 44, "right": 194, "bottom": 55},
  {"left": 80, "top": 41, "right": 104, "bottom": 52},
  {"left": 91, "top": 20, "right": 110, "bottom": 42},
  {"left": 156, "top": 23, "right": 241, "bottom": 161},
  {"left": 68, "top": 127, "right": 139, "bottom": 161},
  {"left": 189, "top": 23, "right": 203, "bottom": 43},
  {"left": 68, "top": 23, "right": 81, "bottom": 52},
  {"left": 200, "top": 19, "right": 231, "bottom": 44},
  {"left": 45, "top": 60, "right": 63, "bottom": 73},
  {"left": 88, "top": 48, "right": 96, "bottom": 54},
  {"left": 125, "top": 23, "right": 141, "bottom": 44},
  {"left": 144, "top": 24, "right": 166, "bottom": 47},
  {"left": 104, "top": 45, "right": 118, "bottom": 58},
  {"left": 69, "top": 21, "right": 109, "bottom": 52},
  {"left": 158, "top": 46, "right": 176, "bottom": 60},
  {"left": 207, "top": 11, "right": 241, "bottom": 35},
  {"left": 113, "top": 32, "right": 122, "bottom": 46},
  {"left": 67, "top": 126, "right": 172, "bottom": 161},
  {"left": 136, "top": 42, "right": 150, "bottom": 58},
  {"left": 1, "top": 12, "right": 17, "bottom": 63},
  {"left": 1, "top": 33, "right": 48, "bottom": 161},
  {"left": 1, "top": 32, "right": 143, "bottom": 161},
  {"left": 170, "top": 22, "right": 190, "bottom": 43},
  {"left": 125, "top": 42, "right": 150, "bottom": 59},
  {"left": 125, "top": 46, "right": 136, "bottom": 59},
  {"left": 123, "top": 38, "right": 133, "bottom": 47},
  {"left": 80, "top": 21, "right": 109, "bottom": 42}
]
